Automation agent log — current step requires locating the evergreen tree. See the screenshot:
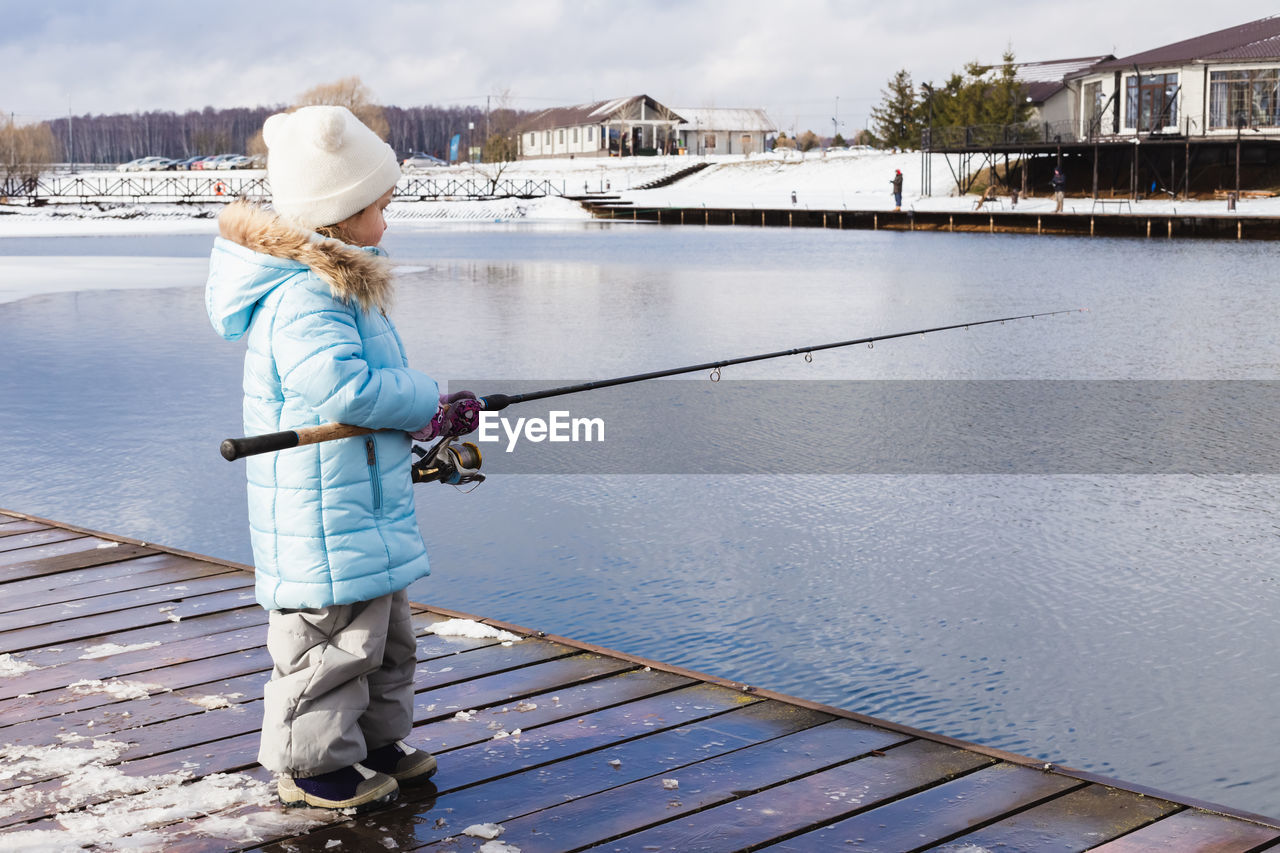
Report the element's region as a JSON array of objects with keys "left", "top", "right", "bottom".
[
  {"left": 870, "top": 69, "right": 922, "bottom": 149},
  {"left": 921, "top": 50, "right": 1031, "bottom": 134}
]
